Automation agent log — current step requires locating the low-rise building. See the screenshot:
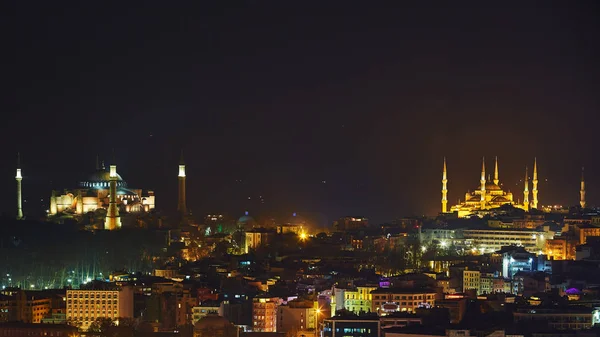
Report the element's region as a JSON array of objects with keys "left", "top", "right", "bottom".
[
  {"left": 370, "top": 288, "right": 437, "bottom": 315},
  {"left": 513, "top": 307, "right": 600, "bottom": 330},
  {"left": 323, "top": 314, "right": 380, "bottom": 337},
  {"left": 0, "top": 322, "right": 79, "bottom": 337}
]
